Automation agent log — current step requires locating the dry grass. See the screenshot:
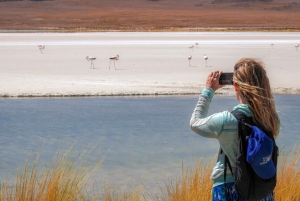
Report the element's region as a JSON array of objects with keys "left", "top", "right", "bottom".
[
  {"left": 0, "top": 145, "right": 299, "bottom": 201},
  {"left": 164, "top": 149, "right": 300, "bottom": 201},
  {"left": 163, "top": 159, "right": 214, "bottom": 201},
  {"left": 275, "top": 149, "right": 300, "bottom": 201},
  {"left": 100, "top": 185, "right": 144, "bottom": 201},
  {"left": 0, "top": 142, "right": 104, "bottom": 201},
  {"left": 0, "top": 141, "right": 144, "bottom": 201}
]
